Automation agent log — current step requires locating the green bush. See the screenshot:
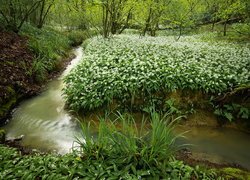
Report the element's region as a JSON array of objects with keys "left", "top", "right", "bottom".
[
  {"left": 66, "top": 29, "right": 98, "bottom": 46},
  {"left": 232, "top": 22, "right": 250, "bottom": 38}
]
